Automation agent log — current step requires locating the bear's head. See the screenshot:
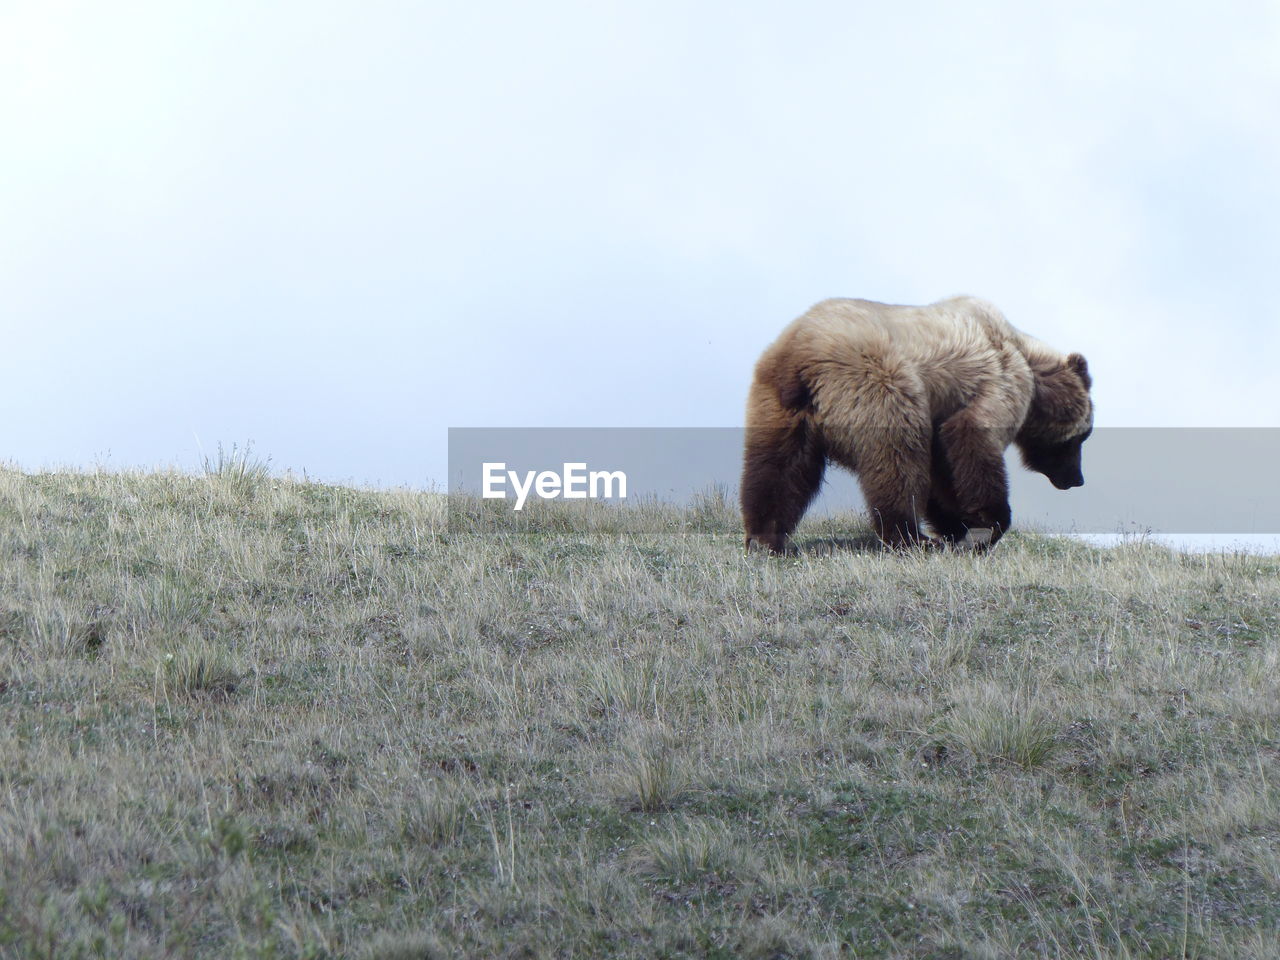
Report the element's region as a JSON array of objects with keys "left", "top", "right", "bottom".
[{"left": 1016, "top": 353, "right": 1093, "bottom": 490}]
